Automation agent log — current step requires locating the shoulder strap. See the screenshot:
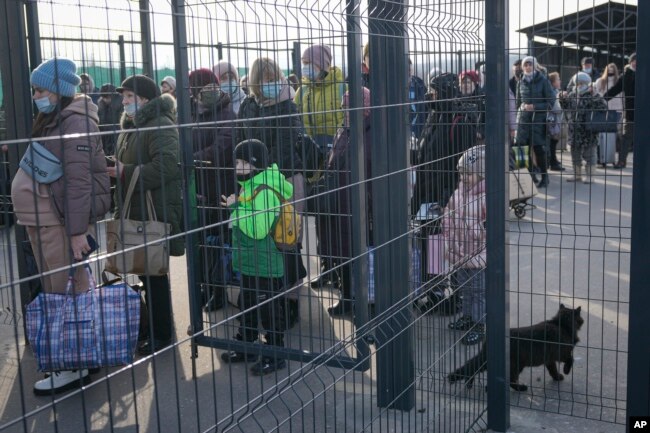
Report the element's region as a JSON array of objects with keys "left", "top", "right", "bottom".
[
  {"left": 252, "top": 184, "right": 284, "bottom": 203},
  {"left": 122, "top": 166, "right": 140, "bottom": 218},
  {"left": 121, "top": 165, "right": 156, "bottom": 221}
]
